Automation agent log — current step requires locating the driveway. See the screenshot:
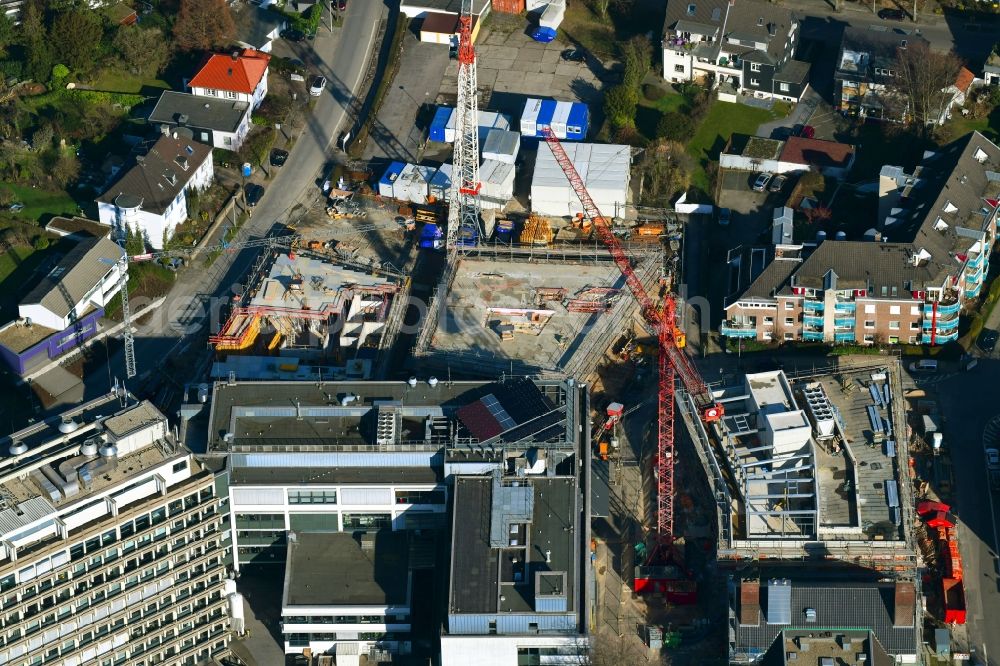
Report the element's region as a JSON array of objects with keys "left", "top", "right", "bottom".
[
  {"left": 33, "top": 1, "right": 387, "bottom": 407},
  {"left": 757, "top": 87, "right": 822, "bottom": 139}
]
